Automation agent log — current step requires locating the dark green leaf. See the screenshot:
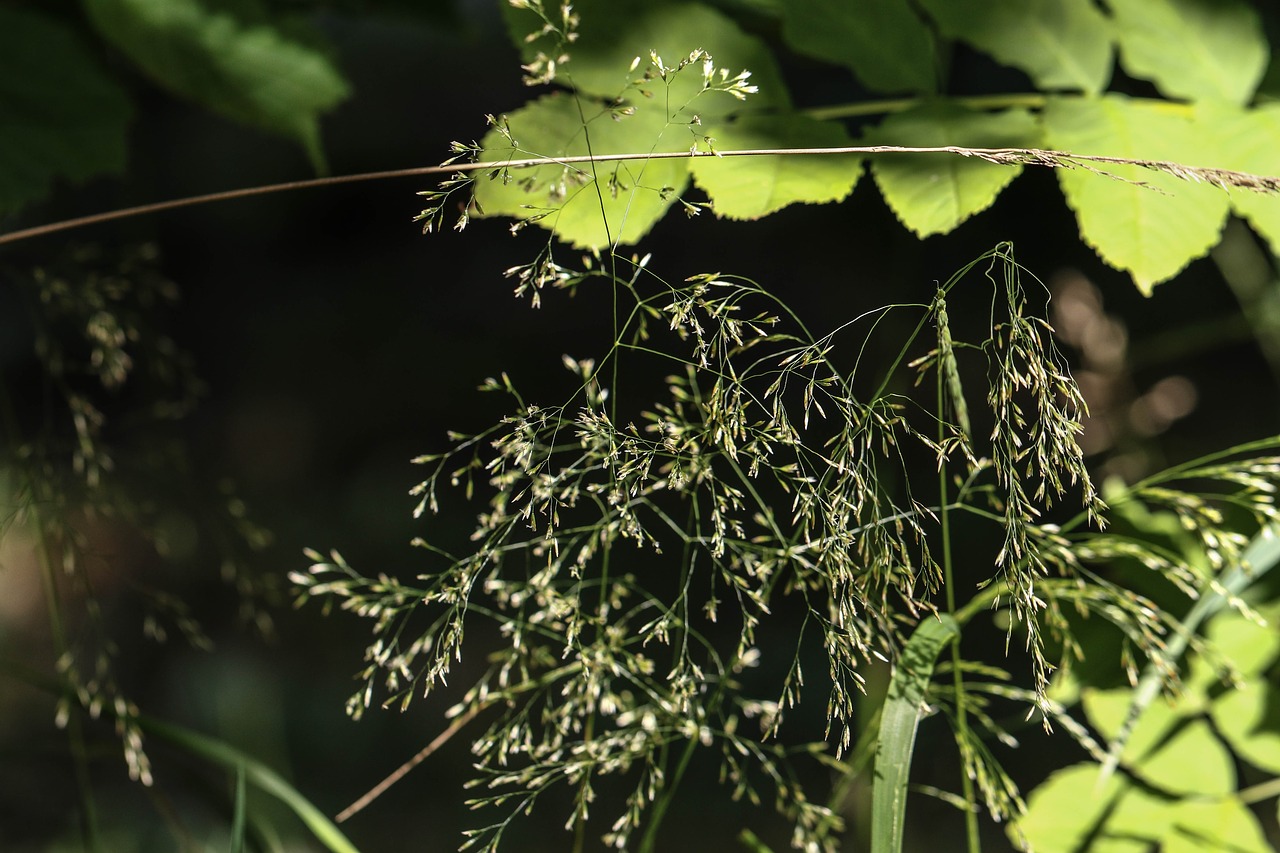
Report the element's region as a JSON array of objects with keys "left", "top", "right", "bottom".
[
  {"left": 780, "top": 0, "right": 936, "bottom": 94},
  {"left": 1108, "top": 0, "right": 1268, "bottom": 106},
  {"left": 83, "top": 0, "right": 350, "bottom": 172},
  {"left": 0, "top": 7, "right": 131, "bottom": 214},
  {"left": 915, "top": 0, "right": 1112, "bottom": 94}
]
